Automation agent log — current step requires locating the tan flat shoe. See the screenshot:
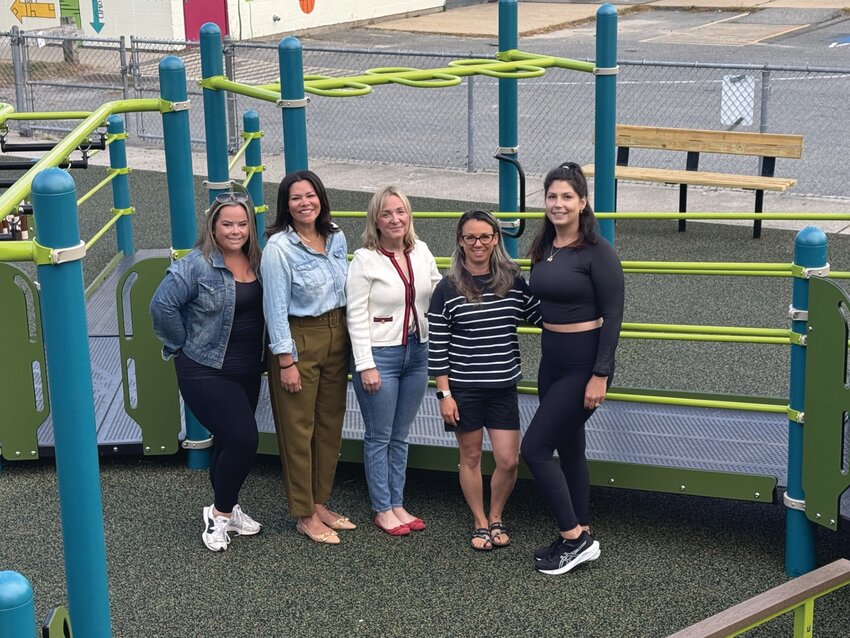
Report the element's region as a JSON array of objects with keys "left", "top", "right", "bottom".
[
  {"left": 325, "top": 516, "right": 356, "bottom": 531},
  {"left": 296, "top": 520, "right": 340, "bottom": 545}
]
